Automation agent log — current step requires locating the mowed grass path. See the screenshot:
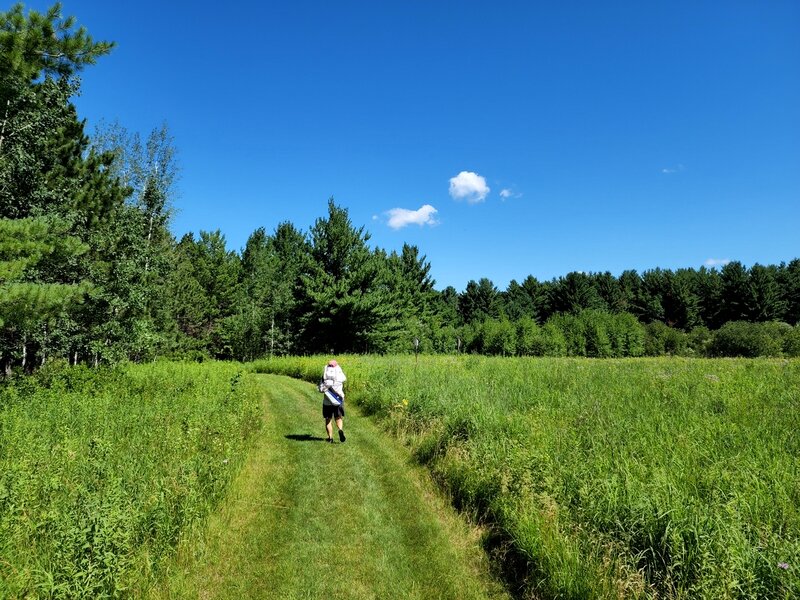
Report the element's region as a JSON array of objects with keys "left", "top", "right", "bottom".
[{"left": 151, "top": 374, "right": 509, "bottom": 600}]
